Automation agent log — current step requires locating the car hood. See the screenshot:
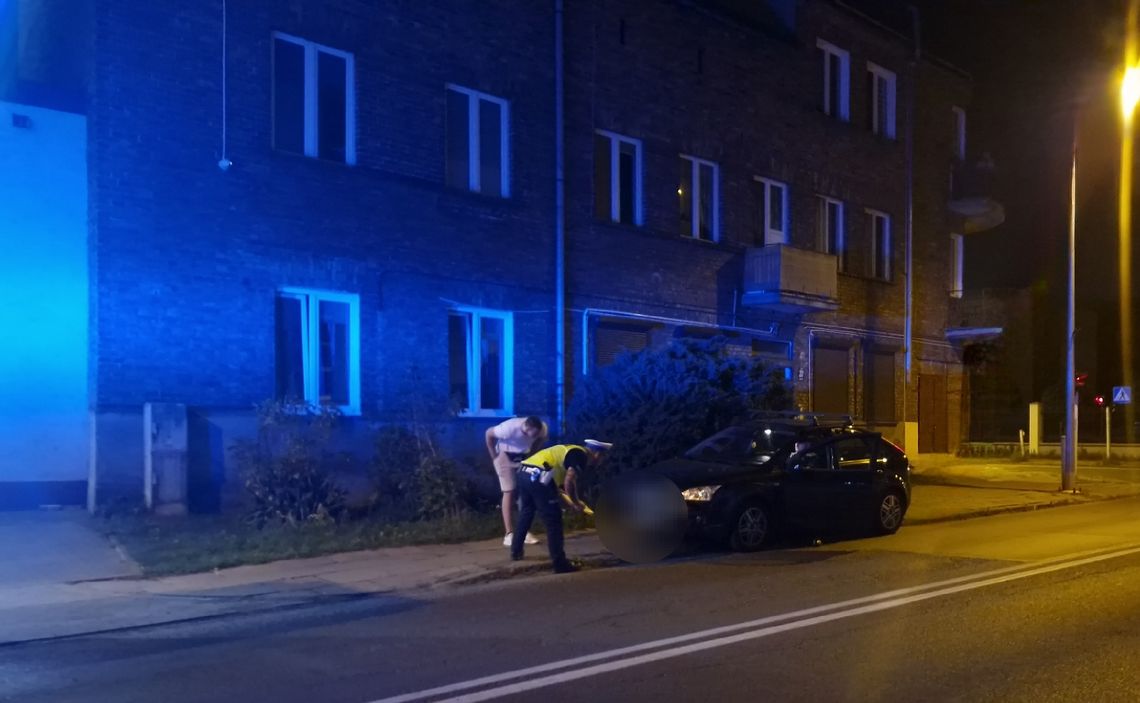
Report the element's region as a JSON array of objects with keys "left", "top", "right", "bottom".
[{"left": 649, "top": 457, "right": 774, "bottom": 490}]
